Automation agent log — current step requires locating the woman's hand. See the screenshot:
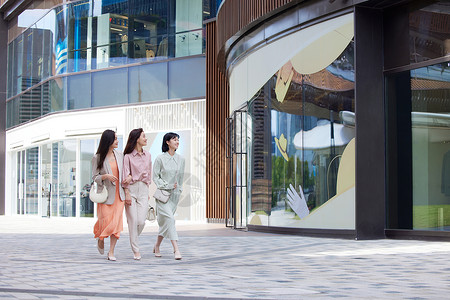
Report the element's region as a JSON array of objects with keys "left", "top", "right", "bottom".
[
  {"left": 124, "top": 189, "right": 132, "bottom": 206},
  {"left": 102, "top": 174, "right": 118, "bottom": 182},
  {"left": 122, "top": 175, "right": 132, "bottom": 185}
]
